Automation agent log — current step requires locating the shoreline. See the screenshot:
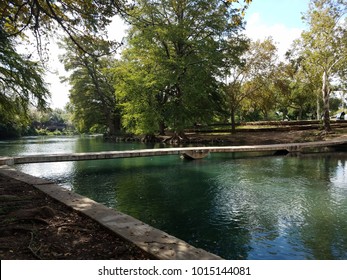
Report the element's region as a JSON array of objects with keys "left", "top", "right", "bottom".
[{"left": 0, "top": 166, "right": 221, "bottom": 260}]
